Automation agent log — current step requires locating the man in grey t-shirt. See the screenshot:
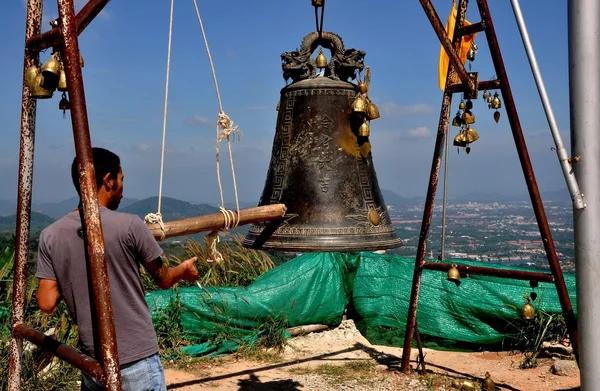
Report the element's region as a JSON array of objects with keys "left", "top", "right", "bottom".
[{"left": 36, "top": 148, "right": 199, "bottom": 390}]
